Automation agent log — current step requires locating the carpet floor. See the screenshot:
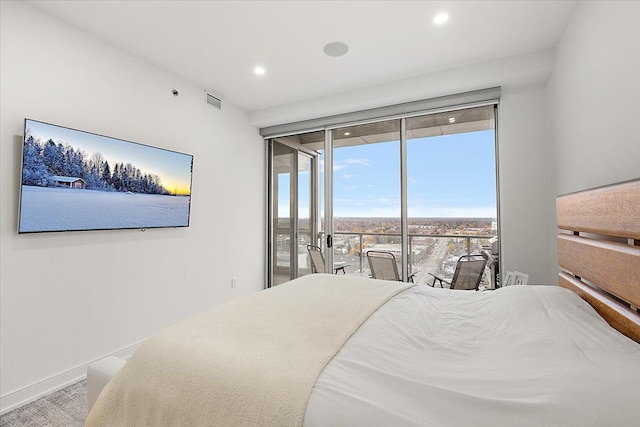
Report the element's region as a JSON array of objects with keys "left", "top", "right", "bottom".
[{"left": 0, "top": 380, "right": 87, "bottom": 427}]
